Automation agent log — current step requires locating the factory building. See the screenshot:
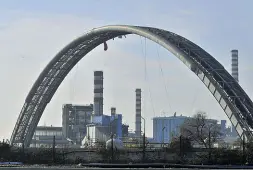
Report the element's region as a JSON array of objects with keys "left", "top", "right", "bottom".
[
  {"left": 30, "top": 70, "right": 128, "bottom": 148},
  {"left": 84, "top": 113, "right": 123, "bottom": 146},
  {"left": 153, "top": 114, "right": 222, "bottom": 143},
  {"left": 81, "top": 71, "right": 126, "bottom": 146},
  {"left": 42, "top": 70, "right": 127, "bottom": 148},
  {"left": 88, "top": 71, "right": 123, "bottom": 140},
  {"left": 220, "top": 120, "right": 226, "bottom": 137},
  {"left": 110, "top": 107, "right": 129, "bottom": 137},
  {"left": 122, "top": 124, "right": 129, "bottom": 137},
  {"left": 90, "top": 113, "right": 123, "bottom": 137},
  {"left": 62, "top": 104, "right": 93, "bottom": 144},
  {"left": 84, "top": 125, "right": 111, "bottom": 146},
  {"left": 153, "top": 114, "right": 187, "bottom": 143},
  {"left": 231, "top": 126, "right": 238, "bottom": 137},
  {"left": 30, "top": 126, "right": 69, "bottom": 148}
]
